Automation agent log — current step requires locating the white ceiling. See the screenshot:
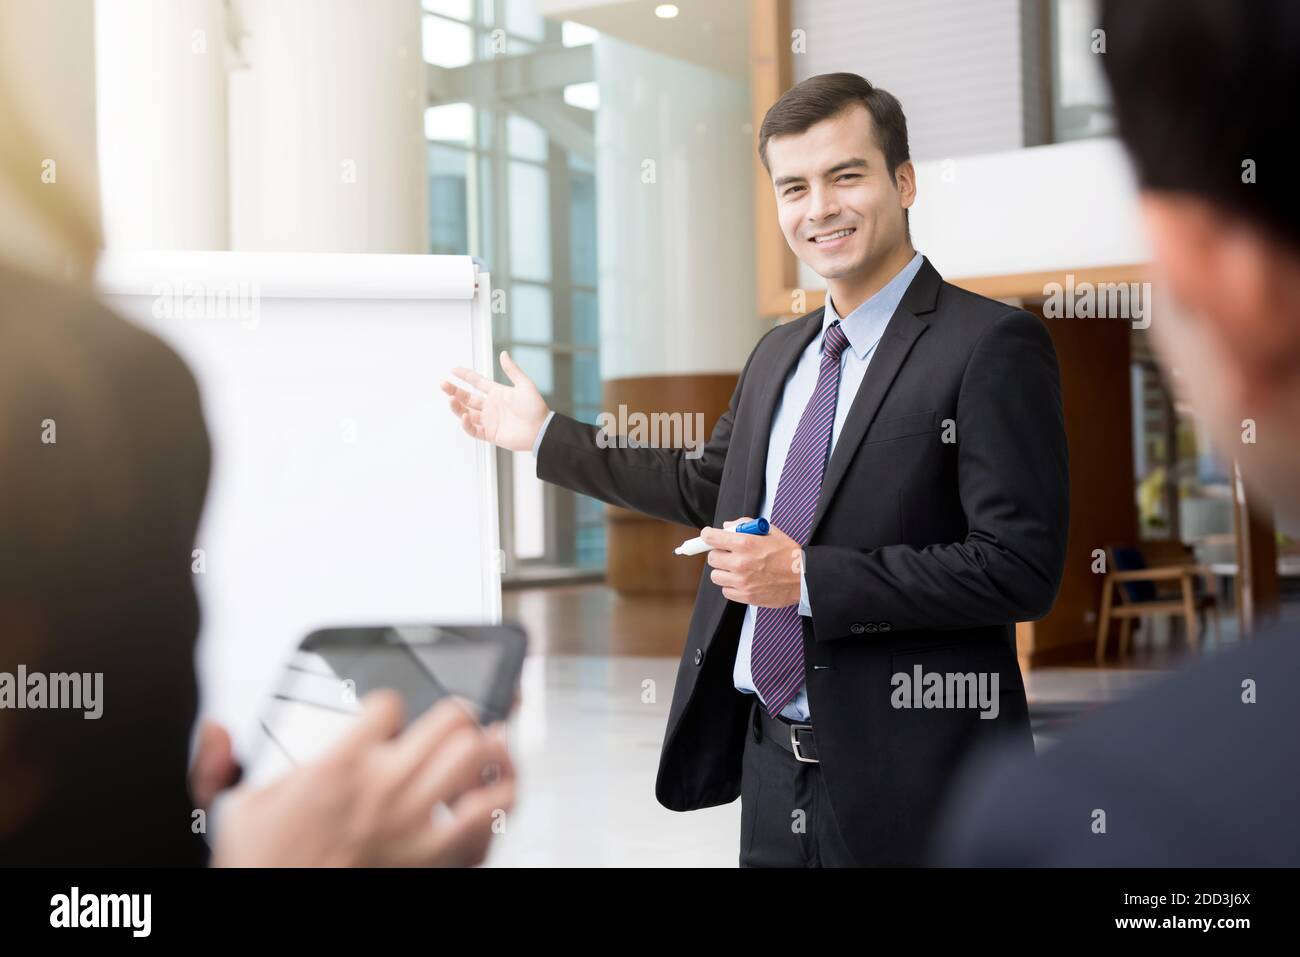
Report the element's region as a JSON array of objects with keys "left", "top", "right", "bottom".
[{"left": 536, "top": 0, "right": 751, "bottom": 78}]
